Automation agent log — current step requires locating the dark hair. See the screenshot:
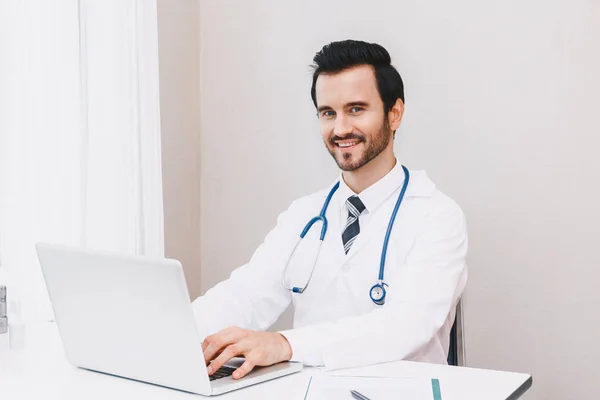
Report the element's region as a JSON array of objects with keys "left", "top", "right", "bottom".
[{"left": 310, "top": 40, "right": 404, "bottom": 114}]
